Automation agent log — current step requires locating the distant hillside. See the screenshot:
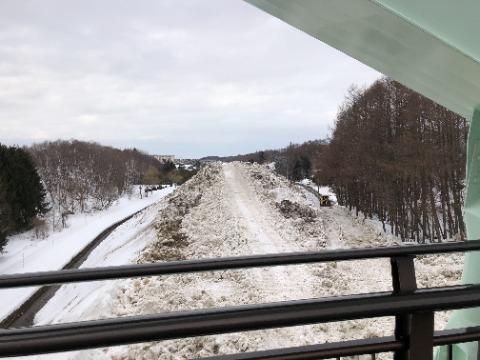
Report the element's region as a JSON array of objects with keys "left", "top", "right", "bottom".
[{"left": 199, "top": 156, "right": 224, "bottom": 162}]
